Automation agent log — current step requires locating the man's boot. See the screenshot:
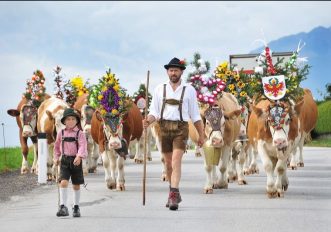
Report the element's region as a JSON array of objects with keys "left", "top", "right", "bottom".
[
  {"left": 166, "top": 191, "right": 182, "bottom": 208},
  {"left": 168, "top": 188, "right": 182, "bottom": 210}
]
